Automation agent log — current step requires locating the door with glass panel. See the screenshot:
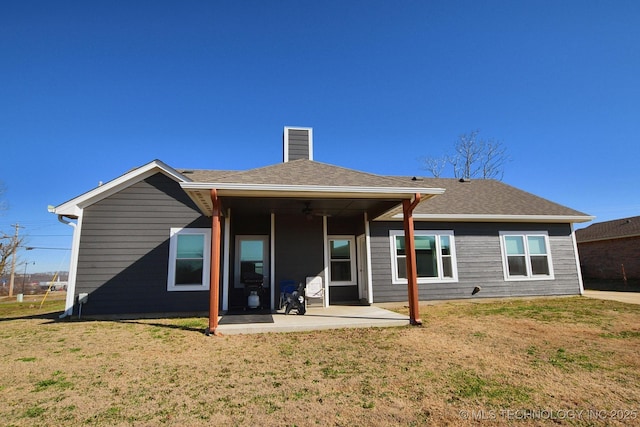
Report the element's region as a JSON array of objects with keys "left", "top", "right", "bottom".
[
  {"left": 328, "top": 236, "right": 356, "bottom": 287},
  {"left": 233, "top": 236, "right": 269, "bottom": 309},
  {"left": 235, "top": 236, "right": 269, "bottom": 289}
]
